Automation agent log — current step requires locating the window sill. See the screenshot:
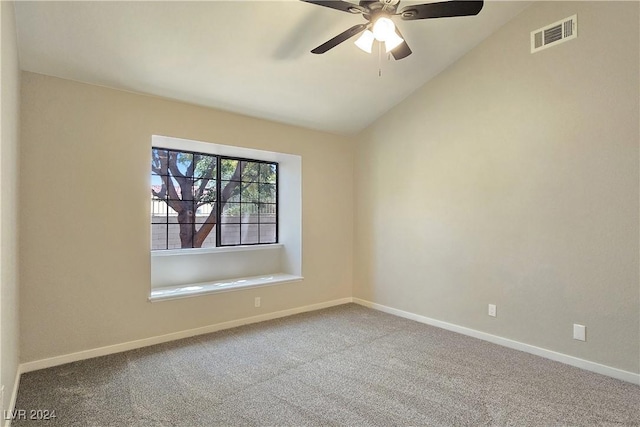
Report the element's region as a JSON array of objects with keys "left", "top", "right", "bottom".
[
  {"left": 151, "top": 243, "right": 283, "bottom": 257},
  {"left": 149, "top": 273, "right": 303, "bottom": 302}
]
